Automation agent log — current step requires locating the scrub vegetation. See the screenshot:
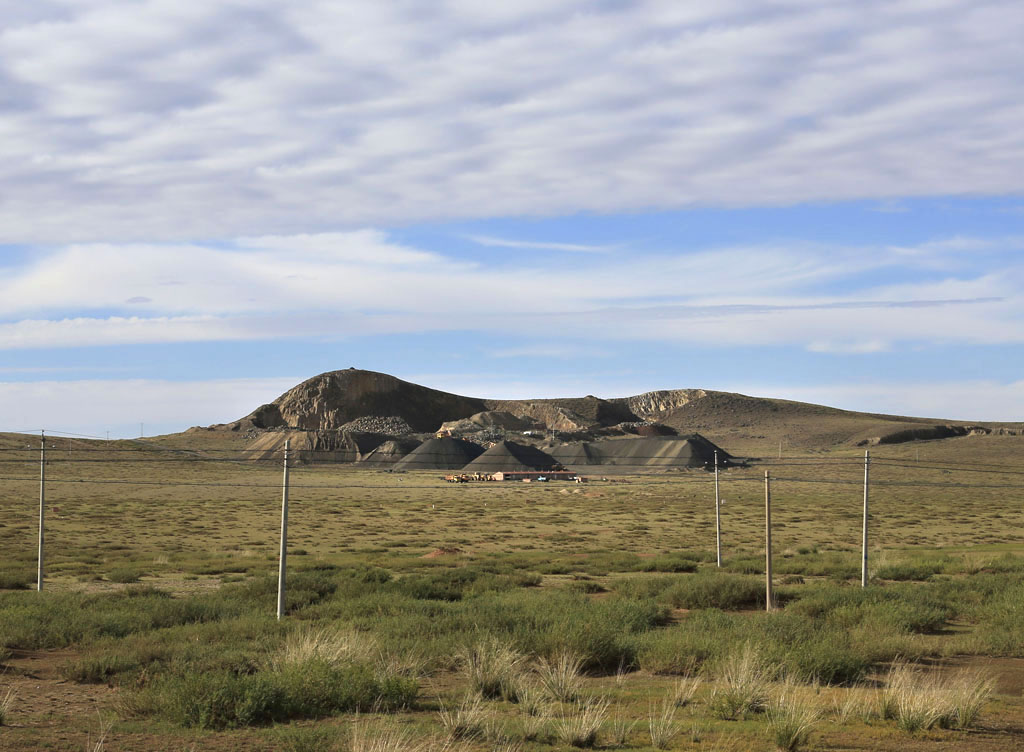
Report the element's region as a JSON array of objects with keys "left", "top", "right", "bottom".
[{"left": 0, "top": 430, "right": 1023, "bottom": 750}]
